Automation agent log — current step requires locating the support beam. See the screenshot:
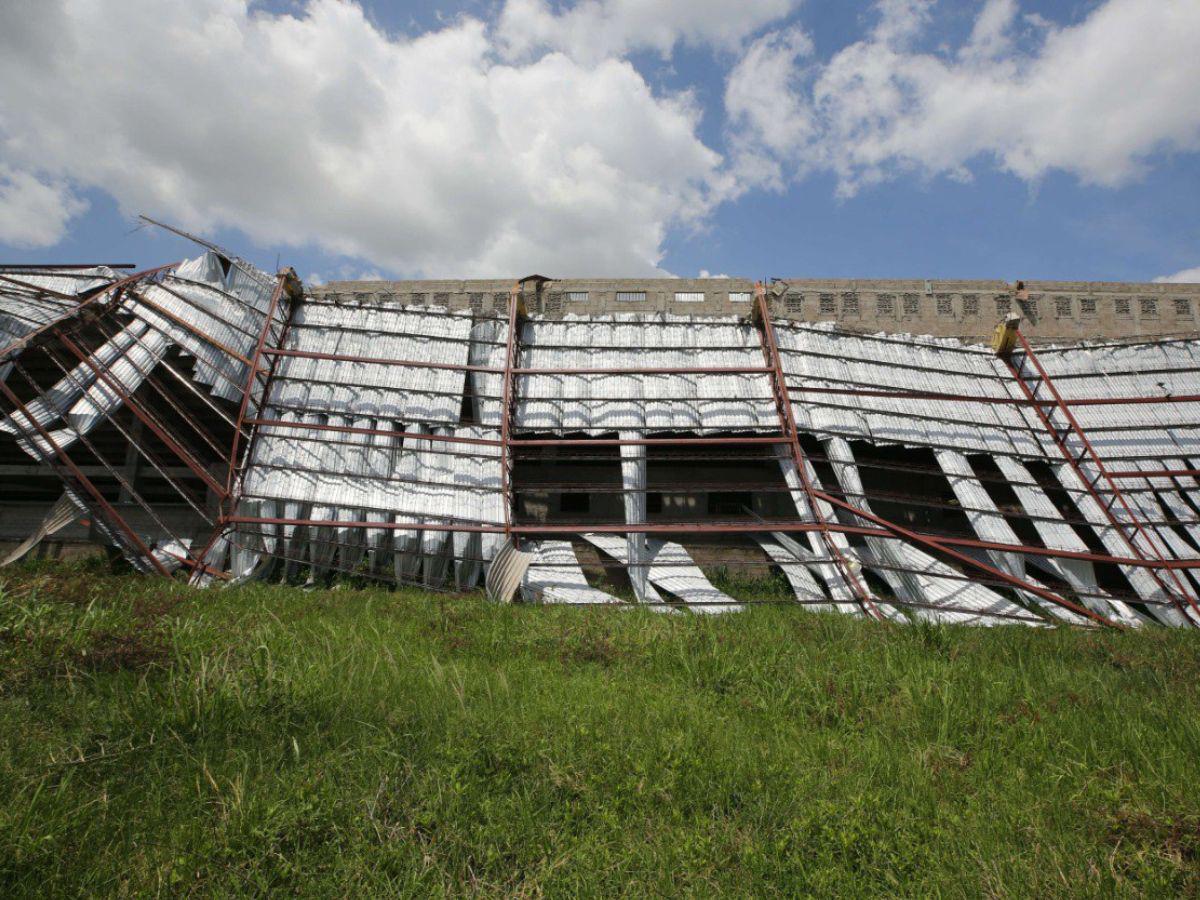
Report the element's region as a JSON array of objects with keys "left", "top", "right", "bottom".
[
  {"left": 1000, "top": 327, "right": 1199, "bottom": 624},
  {"left": 0, "top": 377, "right": 169, "bottom": 576},
  {"left": 752, "top": 283, "right": 885, "bottom": 620}
]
